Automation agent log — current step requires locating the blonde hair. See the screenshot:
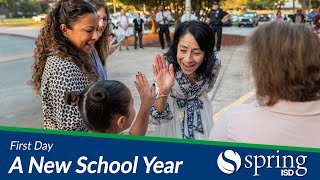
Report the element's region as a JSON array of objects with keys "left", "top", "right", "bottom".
[{"left": 248, "top": 22, "right": 320, "bottom": 105}]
